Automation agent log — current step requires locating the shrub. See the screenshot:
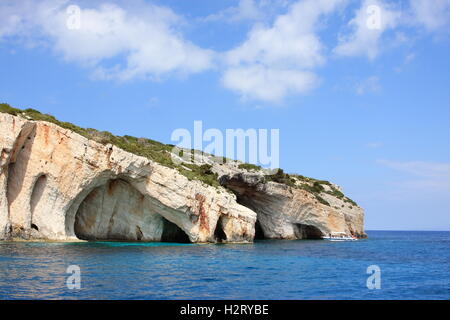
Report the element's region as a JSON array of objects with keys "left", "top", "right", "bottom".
[
  {"left": 179, "top": 163, "right": 220, "bottom": 187},
  {"left": 238, "top": 163, "right": 262, "bottom": 171},
  {"left": 265, "top": 169, "right": 296, "bottom": 187},
  {"left": 344, "top": 198, "right": 358, "bottom": 207},
  {"left": 316, "top": 195, "right": 330, "bottom": 206},
  {"left": 312, "top": 181, "right": 325, "bottom": 193},
  {"left": 0, "top": 103, "right": 21, "bottom": 116}
]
